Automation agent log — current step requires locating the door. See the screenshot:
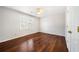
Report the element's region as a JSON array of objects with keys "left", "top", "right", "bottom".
[{"left": 66, "top": 6, "right": 79, "bottom": 52}]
